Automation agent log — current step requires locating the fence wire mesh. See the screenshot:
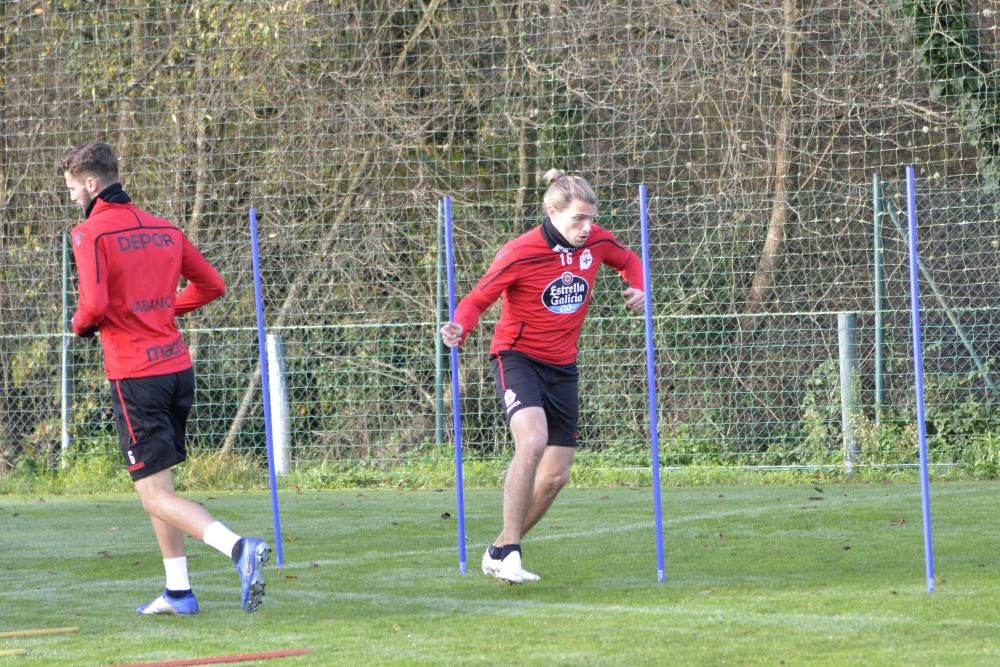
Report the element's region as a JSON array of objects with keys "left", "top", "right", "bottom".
[{"left": 1, "top": 1, "right": 999, "bottom": 477}]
